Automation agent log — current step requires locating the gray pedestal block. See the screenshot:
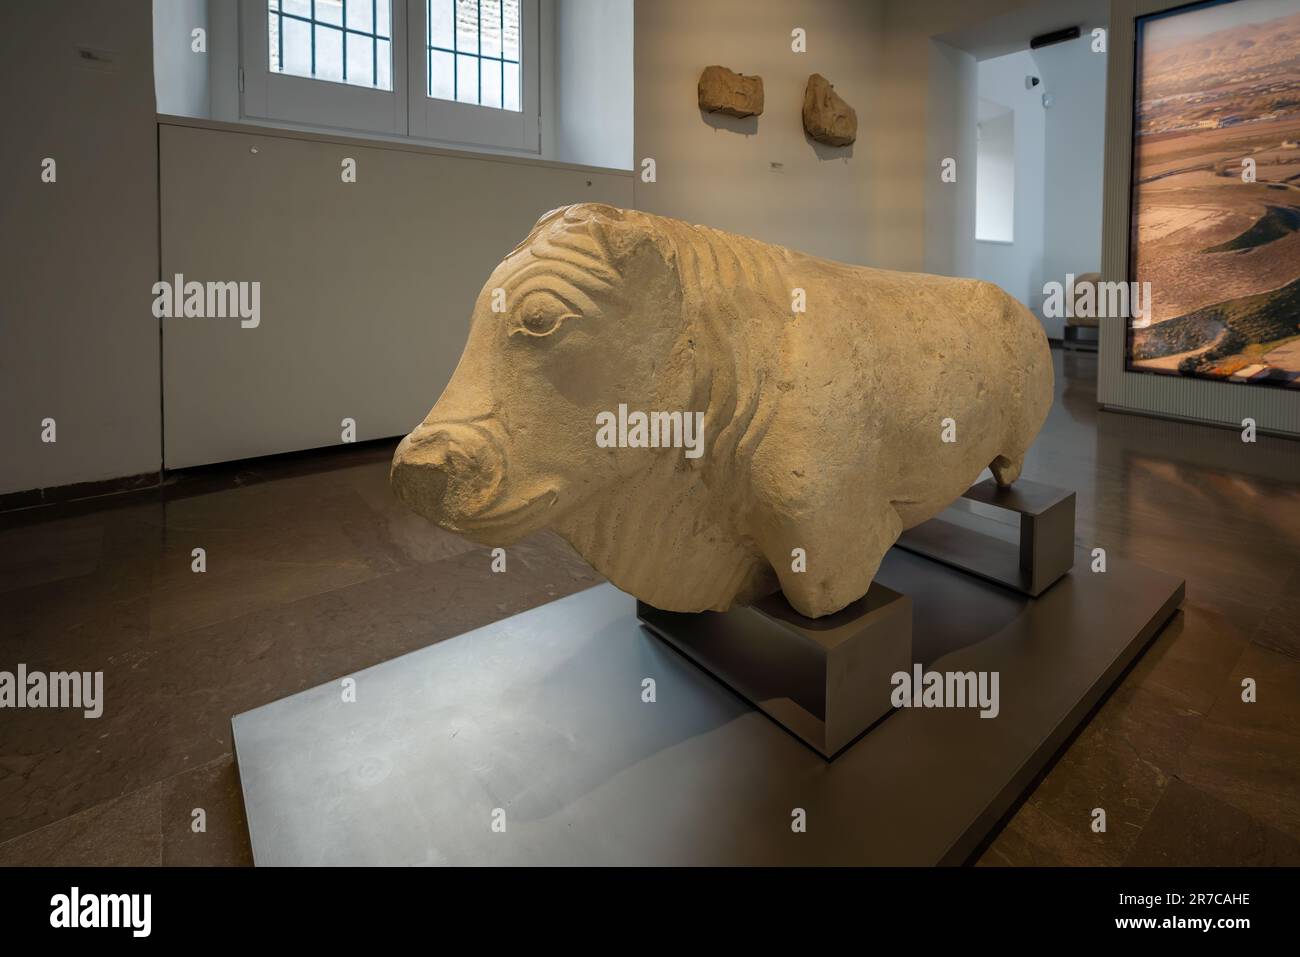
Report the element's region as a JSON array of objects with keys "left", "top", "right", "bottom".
[
  {"left": 637, "top": 584, "right": 911, "bottom": 758},
  {"left": 897, "top": 477, "right": 1076, "bottom": 596}
]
